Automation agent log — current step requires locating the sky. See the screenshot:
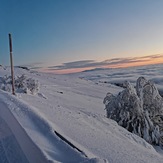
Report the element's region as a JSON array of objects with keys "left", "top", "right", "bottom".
[{"left": 1, "top": 0, "right": 163, "bottom": 73}]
